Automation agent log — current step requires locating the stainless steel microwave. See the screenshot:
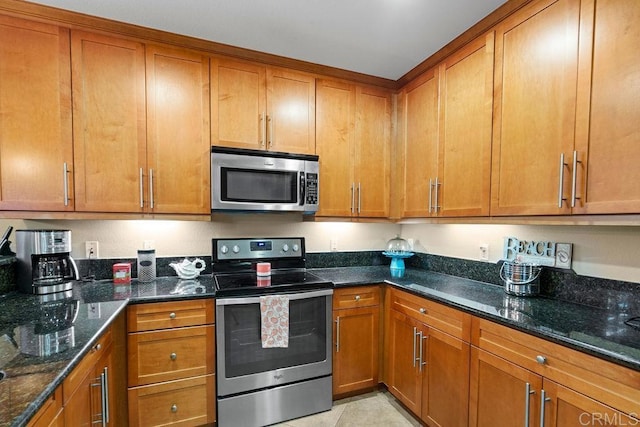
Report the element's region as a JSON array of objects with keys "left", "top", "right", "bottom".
[{"left": 211, "top": 146, "right": 319, "bottom": 214}]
